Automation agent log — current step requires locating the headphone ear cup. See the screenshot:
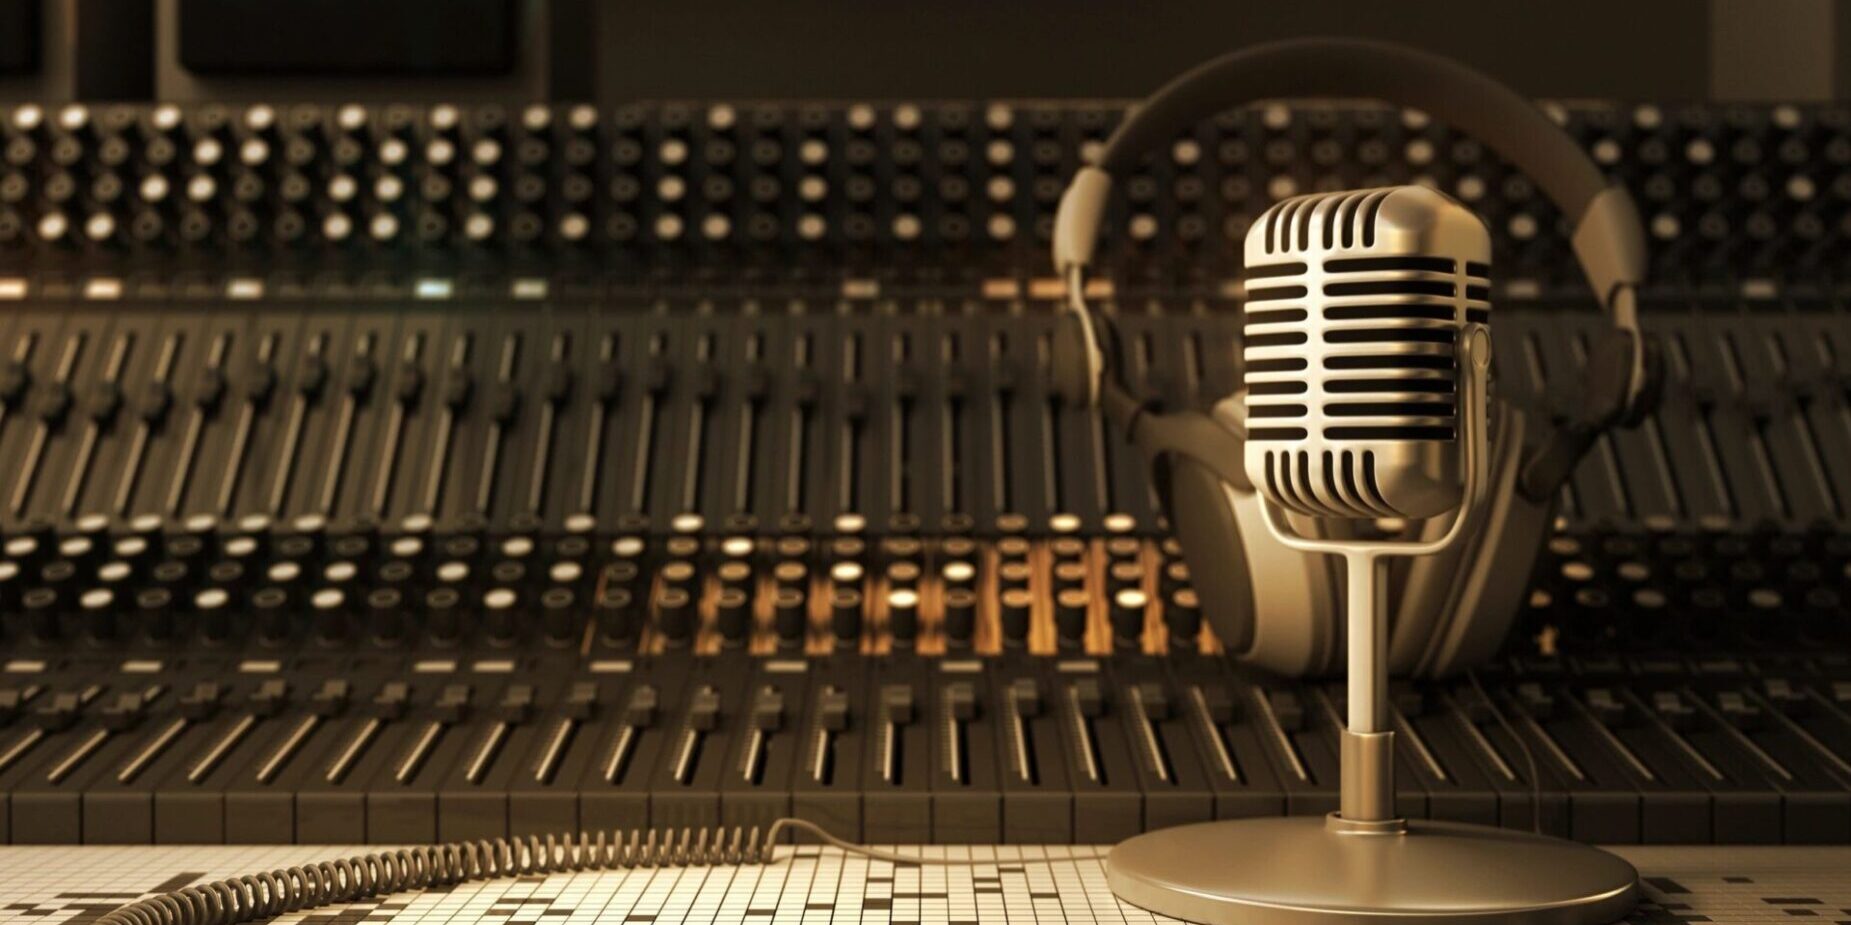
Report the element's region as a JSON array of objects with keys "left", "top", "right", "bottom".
[
  {"left": 1387, "top": 401, "right": 1550, "bottom": 677},
  {"left": 1161, "top": 396, "right": 1341, "bottom": 676},
  {"left": 1049, "top": 309, "right": 1126, "bottom": 409},
  {"left": 1163, "top": 455, "right": 1258, "bottom": 656}
]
